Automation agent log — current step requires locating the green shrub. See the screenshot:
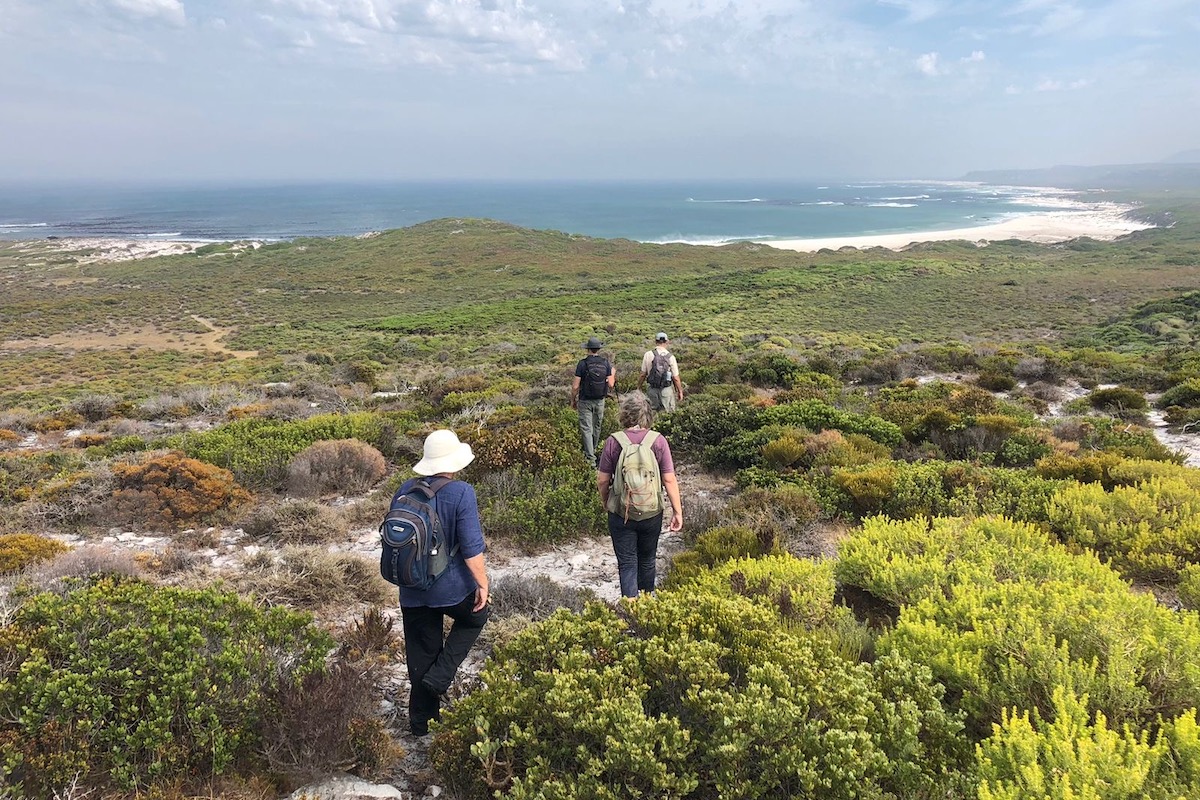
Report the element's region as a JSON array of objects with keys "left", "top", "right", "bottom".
[
  {"left": 1181, "top": 564, "right": 1200, "bottom": 610},
  {"left": 172, "top": 411, "right": 414, "bottom": 488},
  {"left": 477, "top": 464, "right": 604, "bottom": 546},
  {"left": 1158, "top": 378, "right": 1200, "bottom": 409},
  {"left": 837, "top": 515, "right": 1200, "bottom": 737},
  {"left": 431, "top": 592, "right": 969, "bottom": 800},
  {"left": 0, "top": 534, "right": 68, "bottom": 572},
  {"left": 665, "top": 525, "right": 765, "bottom": 588},
  {"left": 761, "top": 399, "right": 903, "bottom": 448},
  {"left": 818, "top": 460, "right": 1063, "bottom": 522},
  {"left": 1088, "top": 386, "right": 1149, "bottom": 415},
  {"left": 0, "top": 577, "right": 332, "bottom": 796},
  {"left": 976, "top": 687, "right": 1199, "bottom": 800},
  {"left": 1046, "top": 477, "right": 1200, "bottom": 583},
  {"left": 976, "top": 371, "right": 1017, "bottom": 391}
]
